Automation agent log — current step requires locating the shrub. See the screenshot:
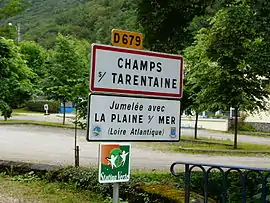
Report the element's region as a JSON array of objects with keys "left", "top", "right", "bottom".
[
  {"left": 2, "top": 165, "right": 268, "bottom": 202},
  {"left": 239, "top": 124, "right": 256, "bottom": 132},
  {"left": 26, "top": 100, "right": 60, "bottom": 113}
]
